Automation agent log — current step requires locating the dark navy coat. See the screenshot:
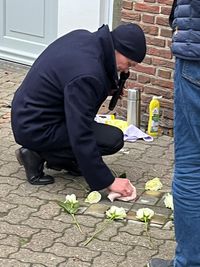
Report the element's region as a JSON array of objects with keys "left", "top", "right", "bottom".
[{"left": 11, "top": 25, "right": 118, "bottom": 190}]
